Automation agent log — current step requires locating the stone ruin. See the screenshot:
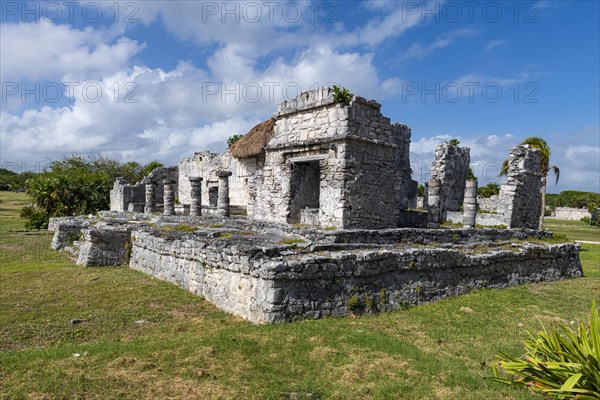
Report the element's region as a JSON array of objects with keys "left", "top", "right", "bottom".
[
  {"left": 430, "top": 141, "right": 471, "bottom": 212},
  {"left": 49, "top": 88, "right": 583, "bottom": 323},
  {"left": 110, "top": 167, "right": 178, "bottom": 213}
]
